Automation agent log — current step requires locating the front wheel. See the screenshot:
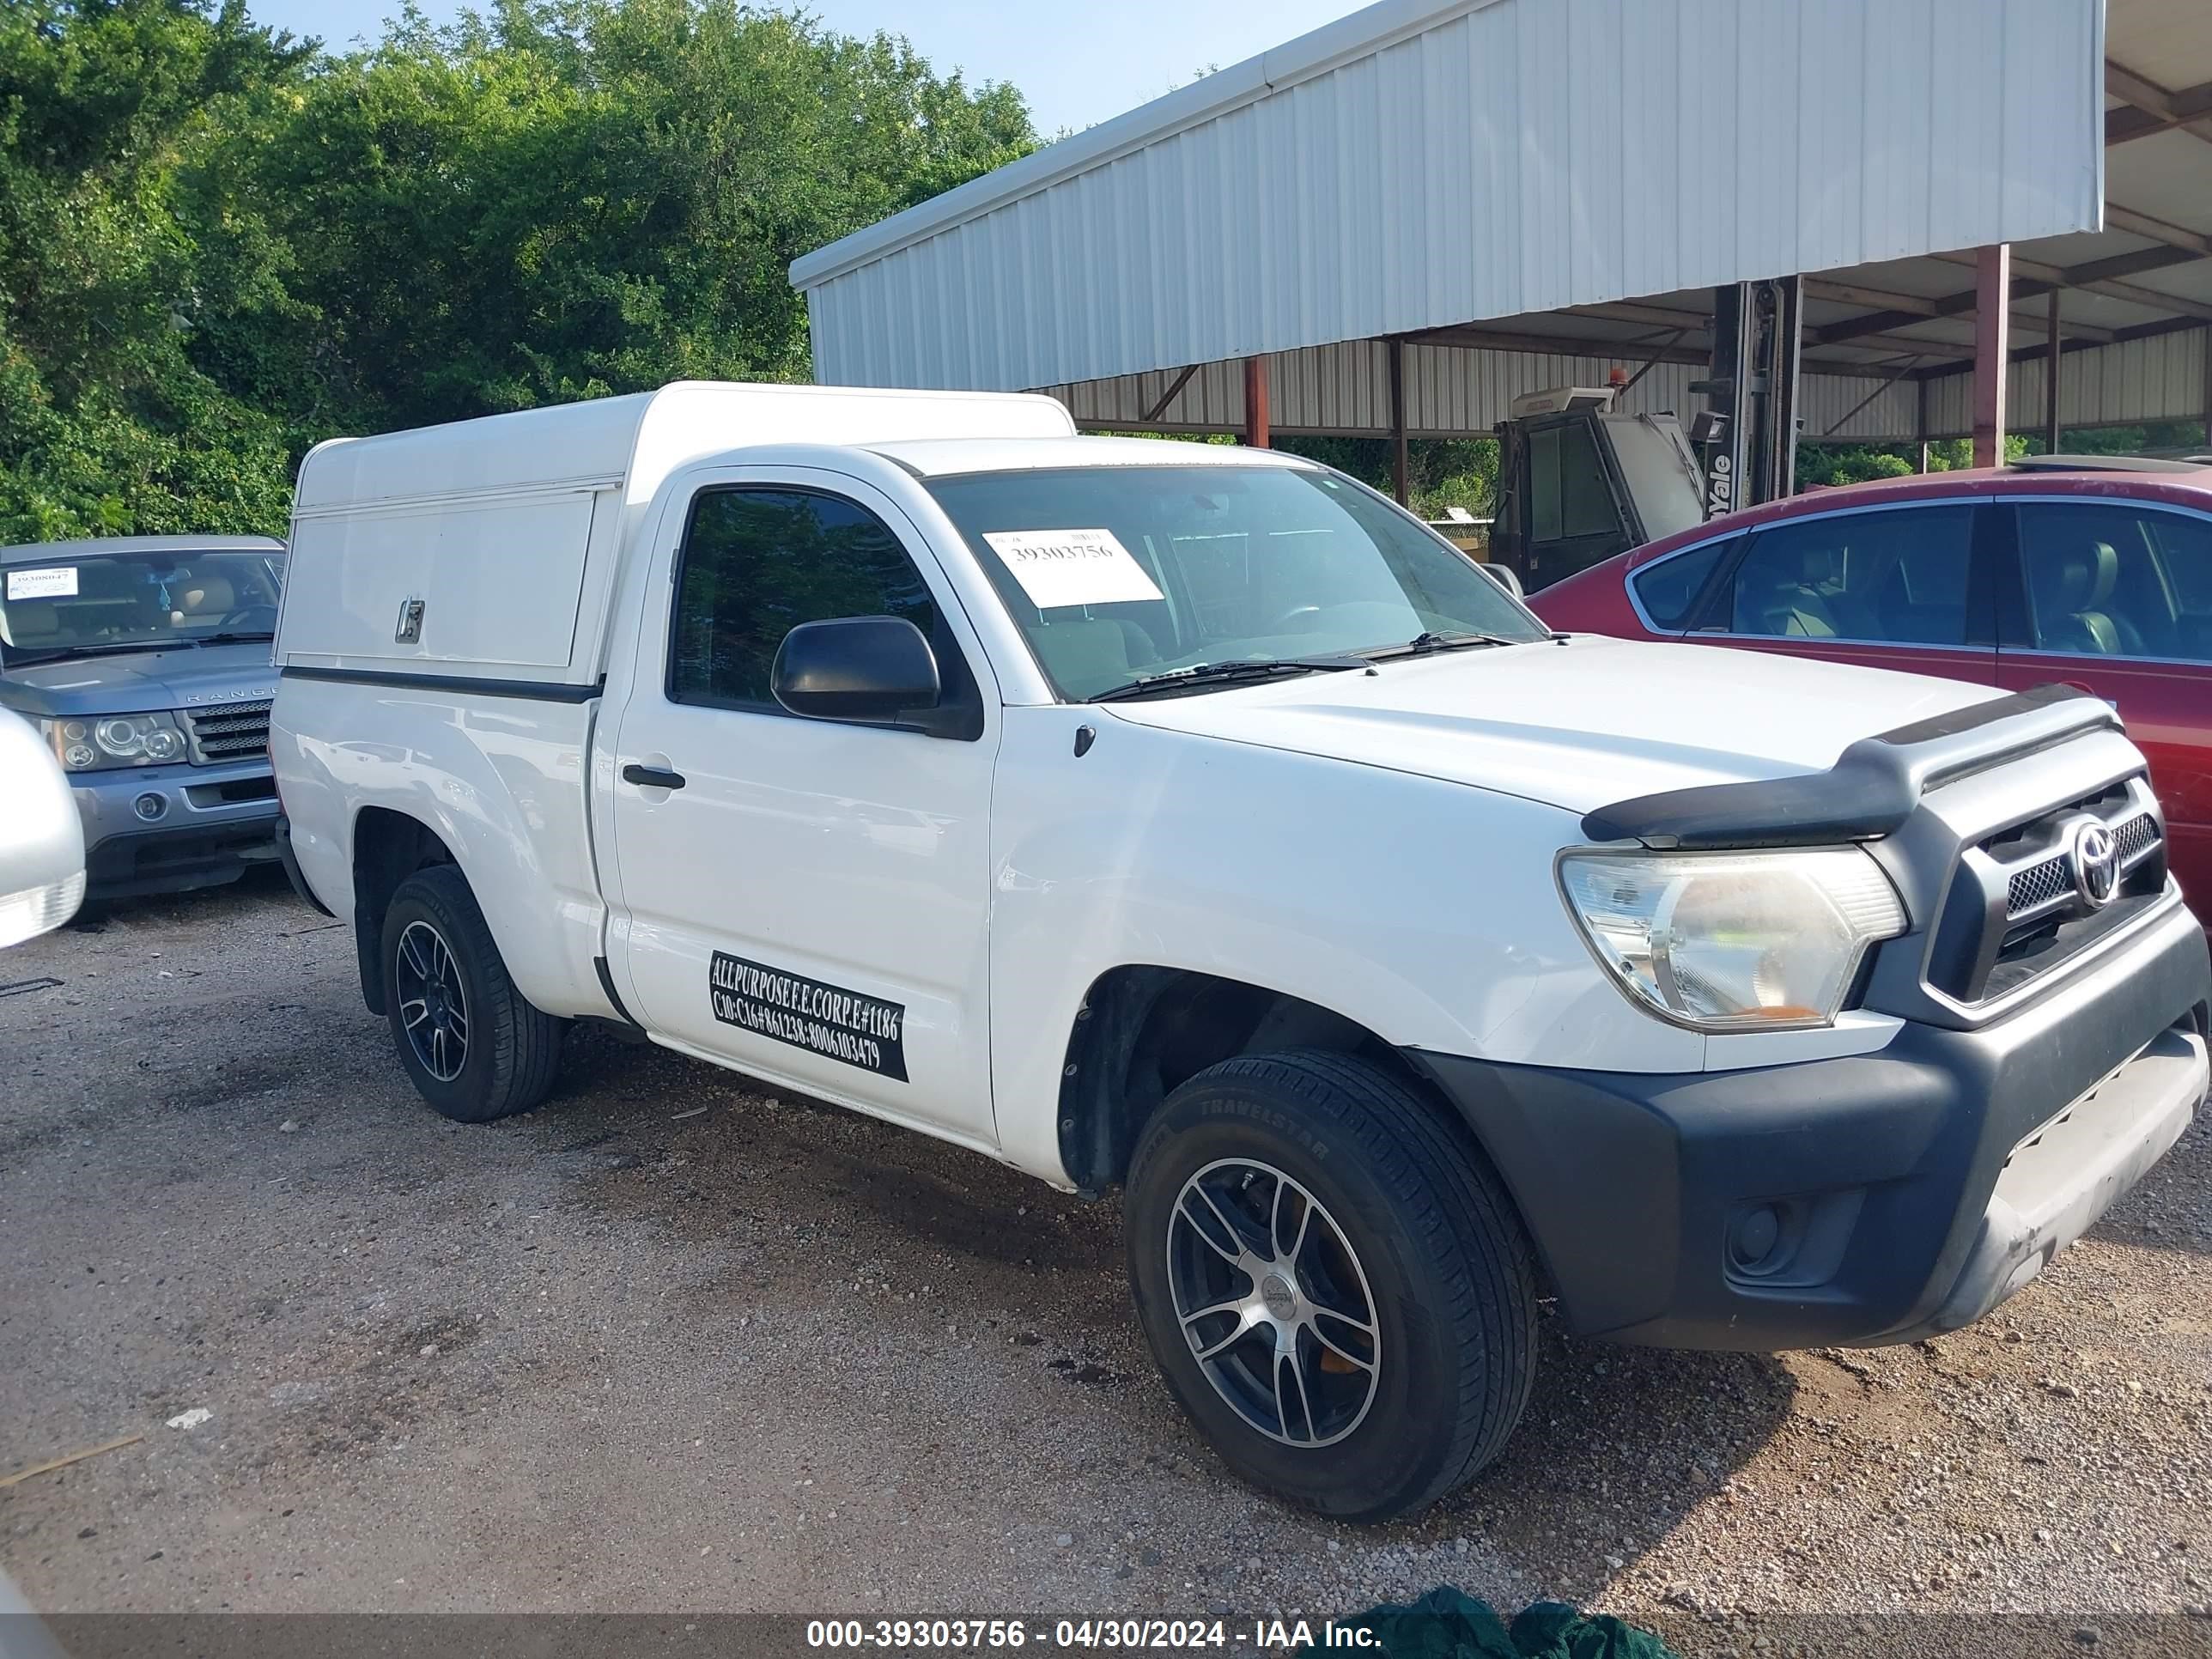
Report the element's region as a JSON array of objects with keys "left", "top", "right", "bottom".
[
  {"left": 380, "top": 865, "right": 566, "bottom": 1122},
  {"left": 1125, "top": 1050, "right": 1538, "bottom": 1522}
]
